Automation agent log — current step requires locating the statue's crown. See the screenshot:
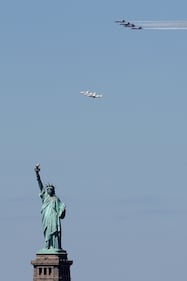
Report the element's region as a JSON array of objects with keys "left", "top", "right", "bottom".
[{"left": 46, "top": 184, "right": 55, "bottom": 190}]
